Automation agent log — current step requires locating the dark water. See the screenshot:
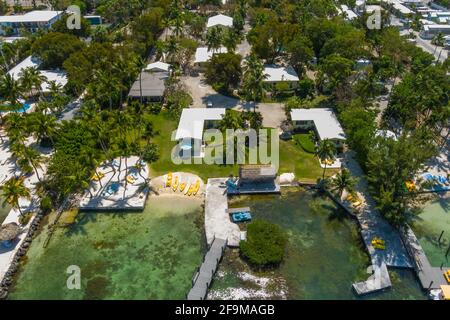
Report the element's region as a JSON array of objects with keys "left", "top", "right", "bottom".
[{"left": 209, "top": 189, "right": 426, "bottom": 300}]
